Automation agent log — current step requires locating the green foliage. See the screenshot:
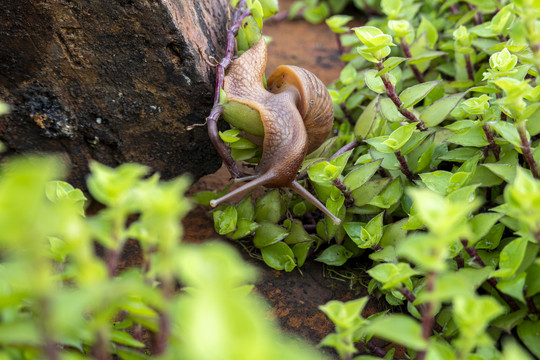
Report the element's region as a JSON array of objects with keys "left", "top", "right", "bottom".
[
  {"left": 207, "top": 0, "right": 540, "bottom": 358},
  {"left": 0, "top": 155, "right": 323, "bottom": 359}
]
